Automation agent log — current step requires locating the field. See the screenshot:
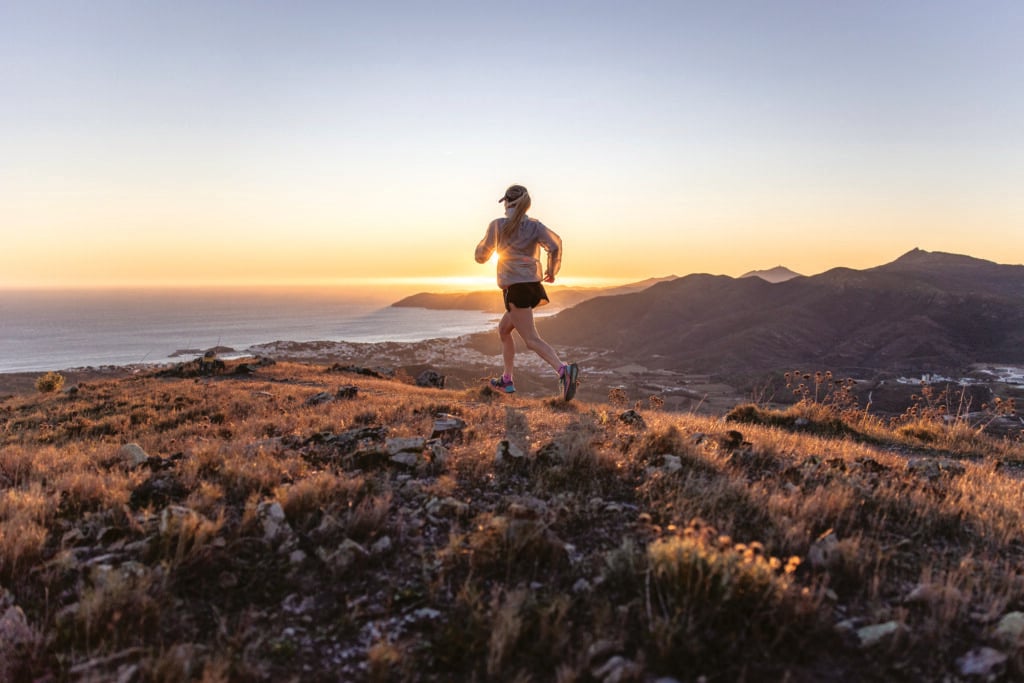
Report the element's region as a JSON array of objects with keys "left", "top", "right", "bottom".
[{"left": 1, "top": 359, "right": 1023, "bottom": 681}]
